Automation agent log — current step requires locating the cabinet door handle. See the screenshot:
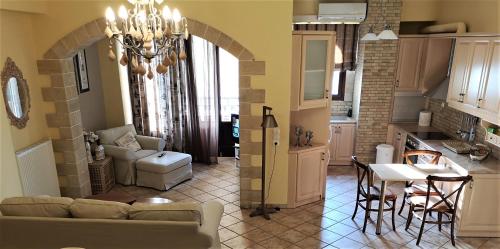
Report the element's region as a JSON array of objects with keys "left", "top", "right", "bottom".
[
  {"left": 469, "top": 179, "right": 474, "bottom": 189},
  {"left": 321, "top": 152, "right": 326, "bottom": 160},
  {"left": 395, "top": 80, "right": 399, "bottom": 87}
]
